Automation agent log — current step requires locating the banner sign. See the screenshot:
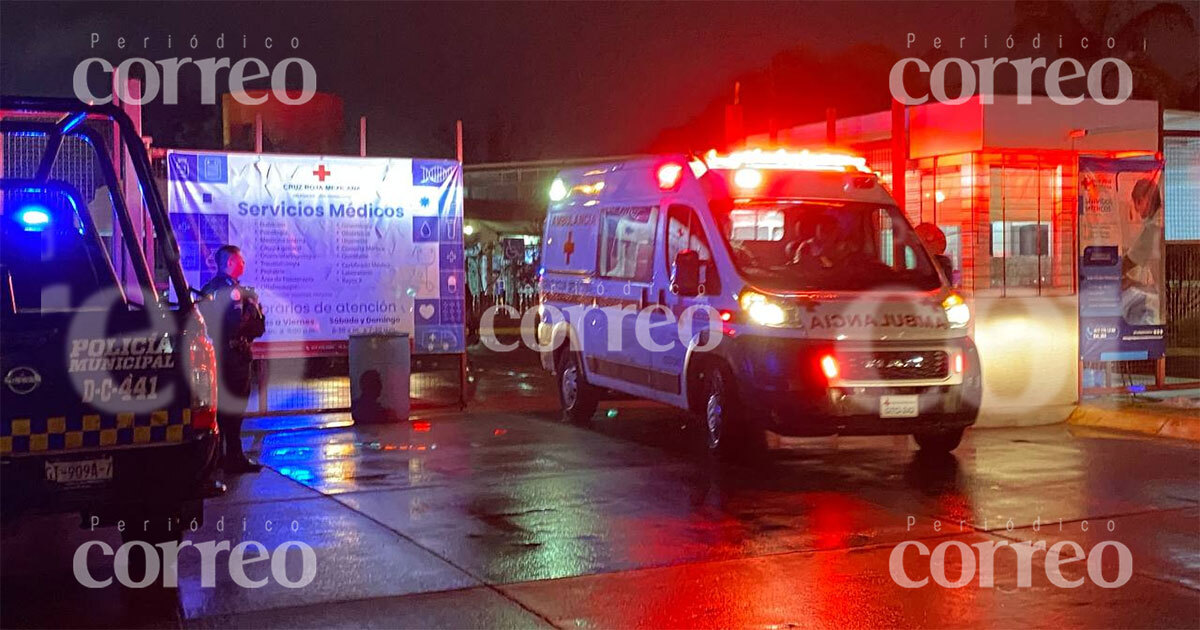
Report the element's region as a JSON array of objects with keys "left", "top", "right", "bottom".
[
  {"left": 1078, "top": 157, "right": 1165, "bottom": 362},
  {"left": 167, "top": 150, "right": 465, "bottom": 356}
]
